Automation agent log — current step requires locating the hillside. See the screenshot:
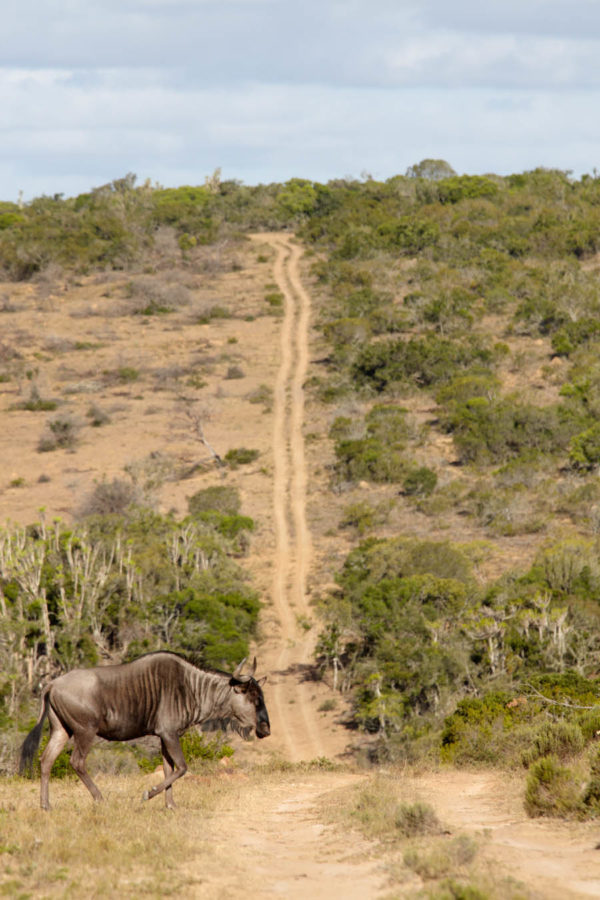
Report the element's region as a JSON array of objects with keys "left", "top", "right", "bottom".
[{"left": 3, "top": 168, "right": 600, "bottom": 895}]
